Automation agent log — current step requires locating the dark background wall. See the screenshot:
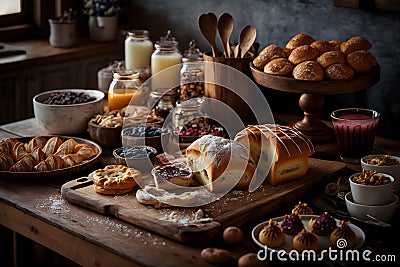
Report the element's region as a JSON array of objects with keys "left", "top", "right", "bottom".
[{"left": 121, "top": 0, "right": 400, "bottom": 140}]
